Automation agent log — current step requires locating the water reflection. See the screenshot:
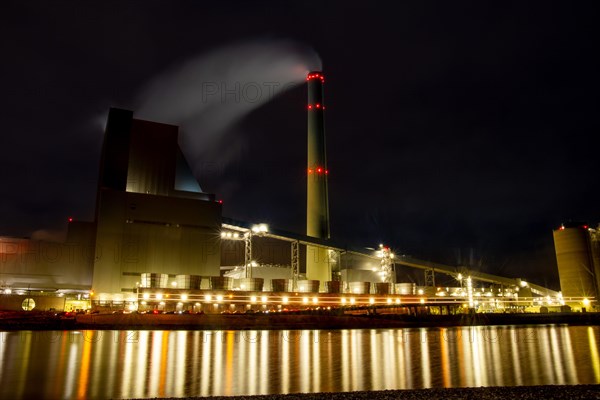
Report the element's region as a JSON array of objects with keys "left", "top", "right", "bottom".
[{"left": 0, "top": 325, "right": 598, "bottom": 399}]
